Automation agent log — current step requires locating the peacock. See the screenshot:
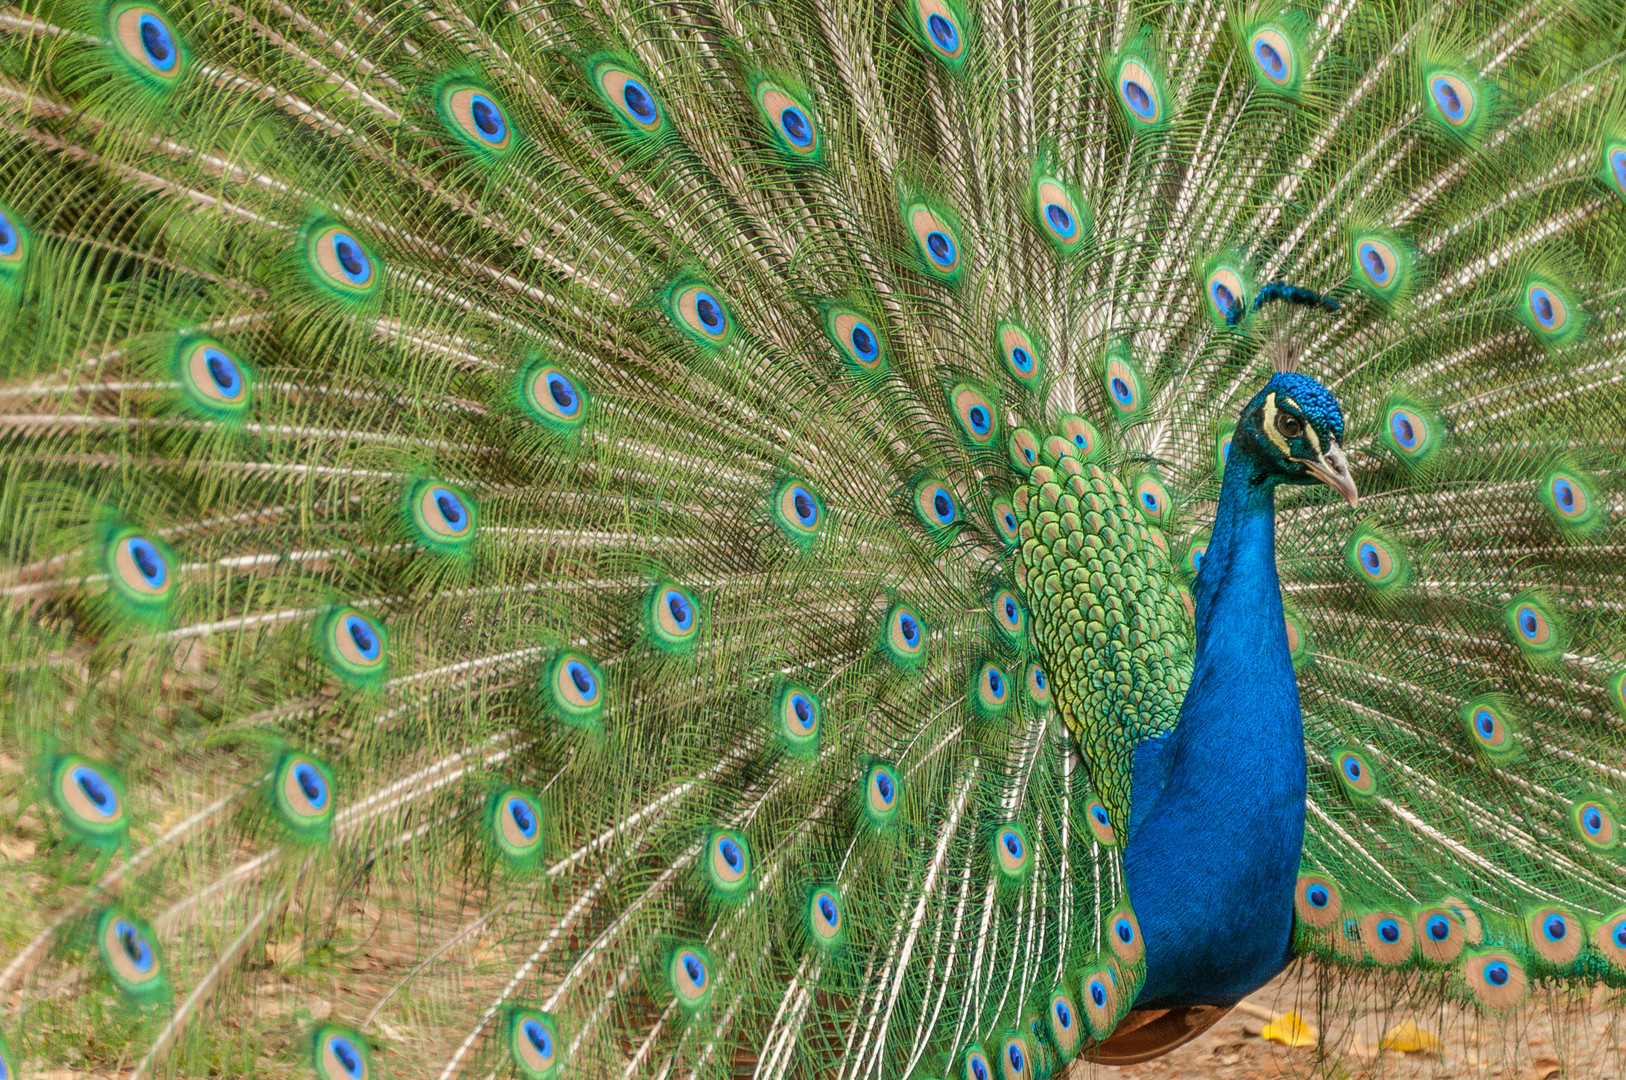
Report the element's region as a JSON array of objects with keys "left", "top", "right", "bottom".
[{"left": 2, "top": 0, "right": 1625, "bottom": 1074}]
